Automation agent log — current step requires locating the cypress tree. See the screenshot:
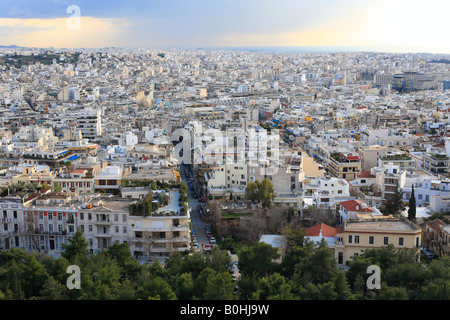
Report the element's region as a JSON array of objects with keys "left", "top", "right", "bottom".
[{"left": 408, "top": 184, "right": 416, "bottom": 222}]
